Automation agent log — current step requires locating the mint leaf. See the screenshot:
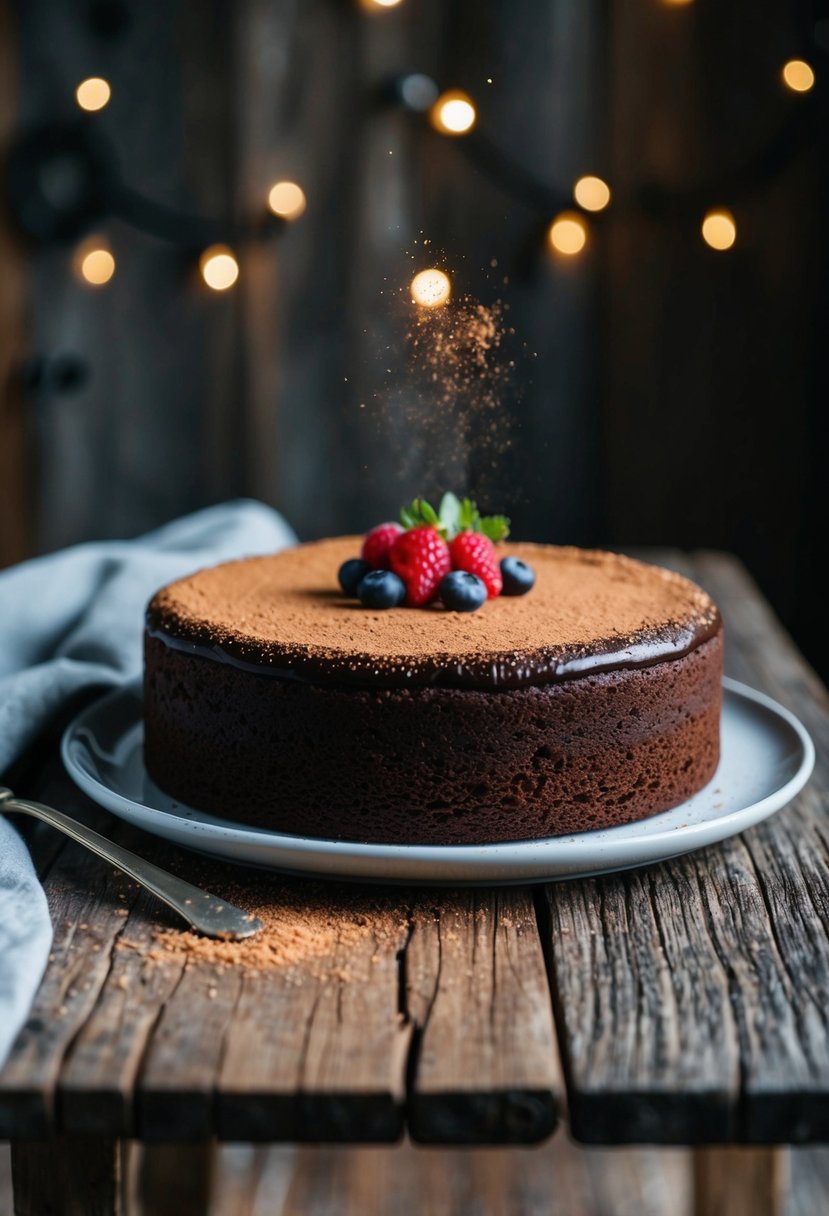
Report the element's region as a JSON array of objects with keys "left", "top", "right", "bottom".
[
  {"left": 479, "top": 514, "right": 510, "bottom": 542},
  {"left": 415, "top": 497, "right": 439, "bottom": 526},
  {"left": 458, "top": 497, "right": 480, "bottom": 532},
  {"left": 438, "top": 492, "right": 462, "bottom": 539},
  {"left": 400, "top": 497, "right": 439, "bottom": 530}
]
